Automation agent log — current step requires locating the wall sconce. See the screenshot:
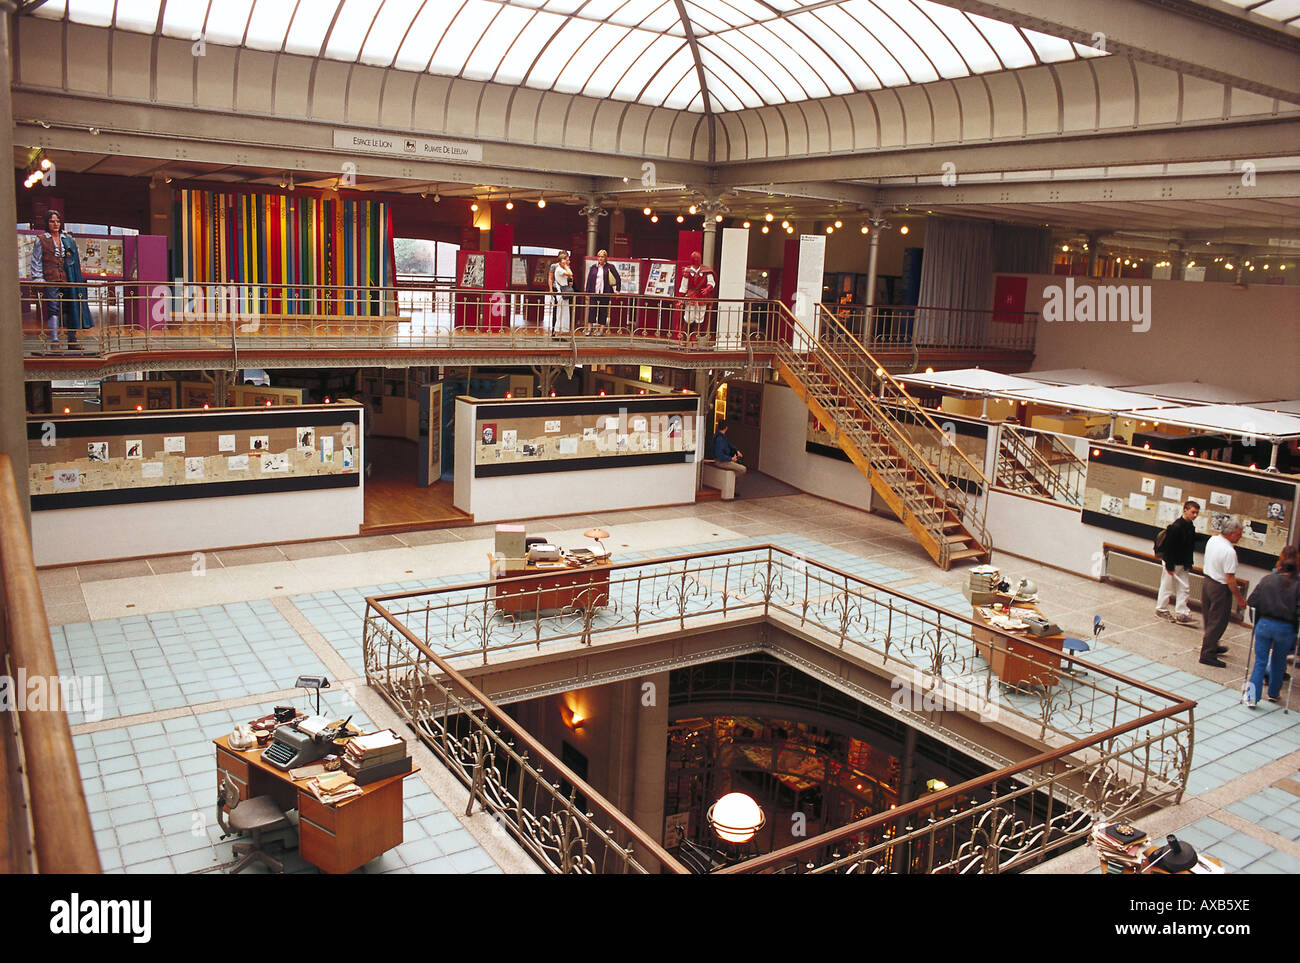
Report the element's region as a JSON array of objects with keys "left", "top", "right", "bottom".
[{"left": 560, "top": 703, "right": 585, "bottom": 731}]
